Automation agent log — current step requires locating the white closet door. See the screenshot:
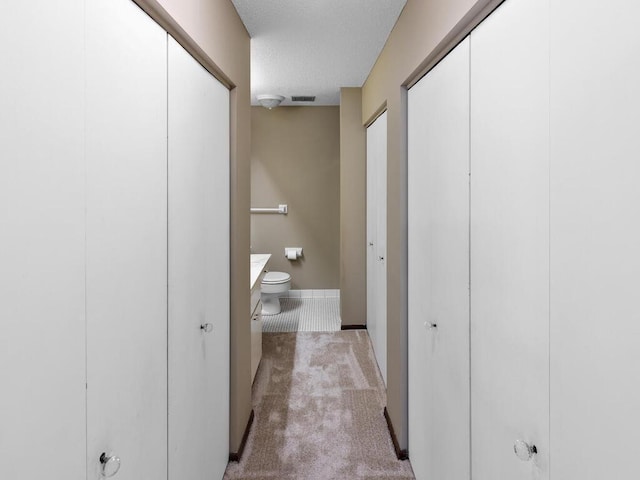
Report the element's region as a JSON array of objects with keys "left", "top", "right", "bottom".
[
  {"left": 168, "top": 36, "right": 230, "bottom": 480},
  {"left": 366, "top": 121, "right": 378, "bottom": 374},
  {"left": 408, "top": 37, "right": 470, "bottom": 480},
  {"left": 367, "top": 111, "right": 388, "bottom": 385},
  {"left": 470, "top": 0, "right": 549, "bottom": 478},
  {"left": 550, "top": 1, "right": 640, "bottom": 477},
  {"left": 85, "top": 0, "right": 168, "bottom": 478},
  {"left": 0, "top": 2, "right": 86, "bottom": 478}
]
